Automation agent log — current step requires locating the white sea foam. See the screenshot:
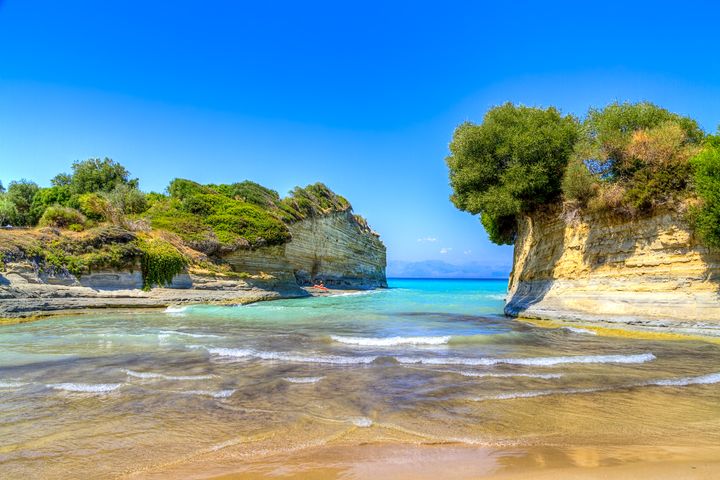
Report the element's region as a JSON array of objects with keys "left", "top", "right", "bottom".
[
  {"left": 184, "top": 389, "right": 236, "bottom": 398},
  {"left": 205, "top": 347, "right": 378, "bottom": 365},
  {"left": 647, "top": 372, "right": 720, "bottom": 386},
  {"left": 0, "top": 380, "right": 25, "bottom": 388},
  {"left": 124, "top": 369, "right": 213, "bottom": 381},
  {"left": 283, "top": 376, "right": 324, "bottom": 384},
  {"left": 458, "top": 371, "right": 563, "bottom": 379},
  {"left": 164, "top": 306, "right": 188, "bottom": 313},
  {"left": 48, "top": 383, "right": 121, "bottom": 393},
  {"left": 351, "top": 417, "right": 373, "bottom": 427},
  {"left": 395, "top": 353, "right": 656, "bottom": 367},
  {"left": 472, "top": 372, "right": 720, "bottom": 402},
  {"left": 330, "top": 335, "right": 451, "bottom": 346},
  {"left": 330, "top": 290, "right": 383, "bottom": 298},
  {"left": 565, "top": 327, "right": 598, "bottom": 335},
  {"left": 158, "top": 330, "right": 220, "bottom": 339}
]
